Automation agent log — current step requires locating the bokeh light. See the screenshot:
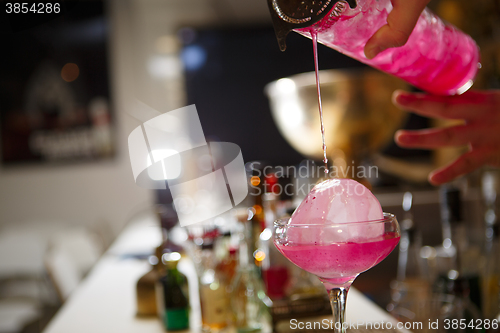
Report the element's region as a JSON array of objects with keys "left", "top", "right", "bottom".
[{"left": 61, "top": 63, "right": 79, "bottom": 82}]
